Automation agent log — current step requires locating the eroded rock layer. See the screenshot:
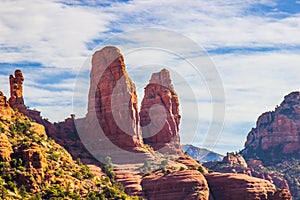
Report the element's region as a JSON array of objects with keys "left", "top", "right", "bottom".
[
  {"left": 205, "top": 173, "right": 292, "bottom": 200},
  {"left": 242, "top": 92, "right": 300, "bottom": 160},
  {"left": 87, "top": 46, "right": 143, "bottom": 150},
  {"left": 142, "top": 170, "right": 209, "bottom": 200}
]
